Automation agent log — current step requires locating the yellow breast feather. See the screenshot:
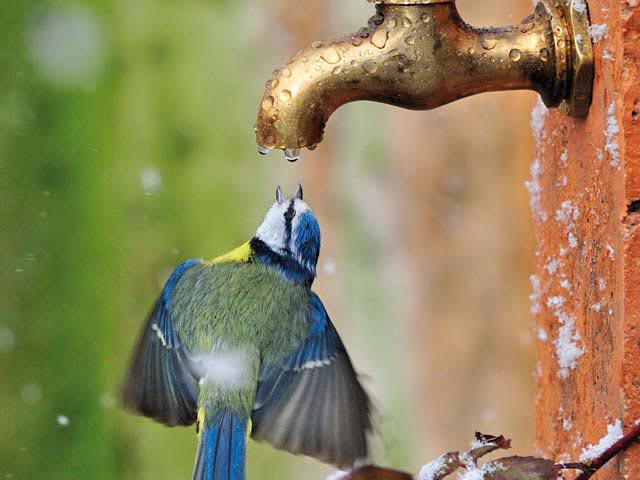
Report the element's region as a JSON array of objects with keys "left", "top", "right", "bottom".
[{"left": 204, "top": 241, "right": 252, "bottom": 265}]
